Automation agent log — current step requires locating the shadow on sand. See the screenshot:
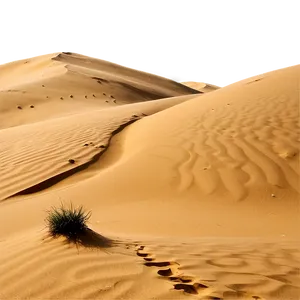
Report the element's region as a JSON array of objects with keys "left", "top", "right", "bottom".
[
  {"left": 75, "top": 228, "right": 115, "bottom": 249},
  {"left": 42, "top": 228, "right": 116, "bottom": 250},
  {"left": 10, "top": 118, "right": 140, "bottom": 199},
  {"left": 61, "top": 228, "right": 115, "bottom": 250}
]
